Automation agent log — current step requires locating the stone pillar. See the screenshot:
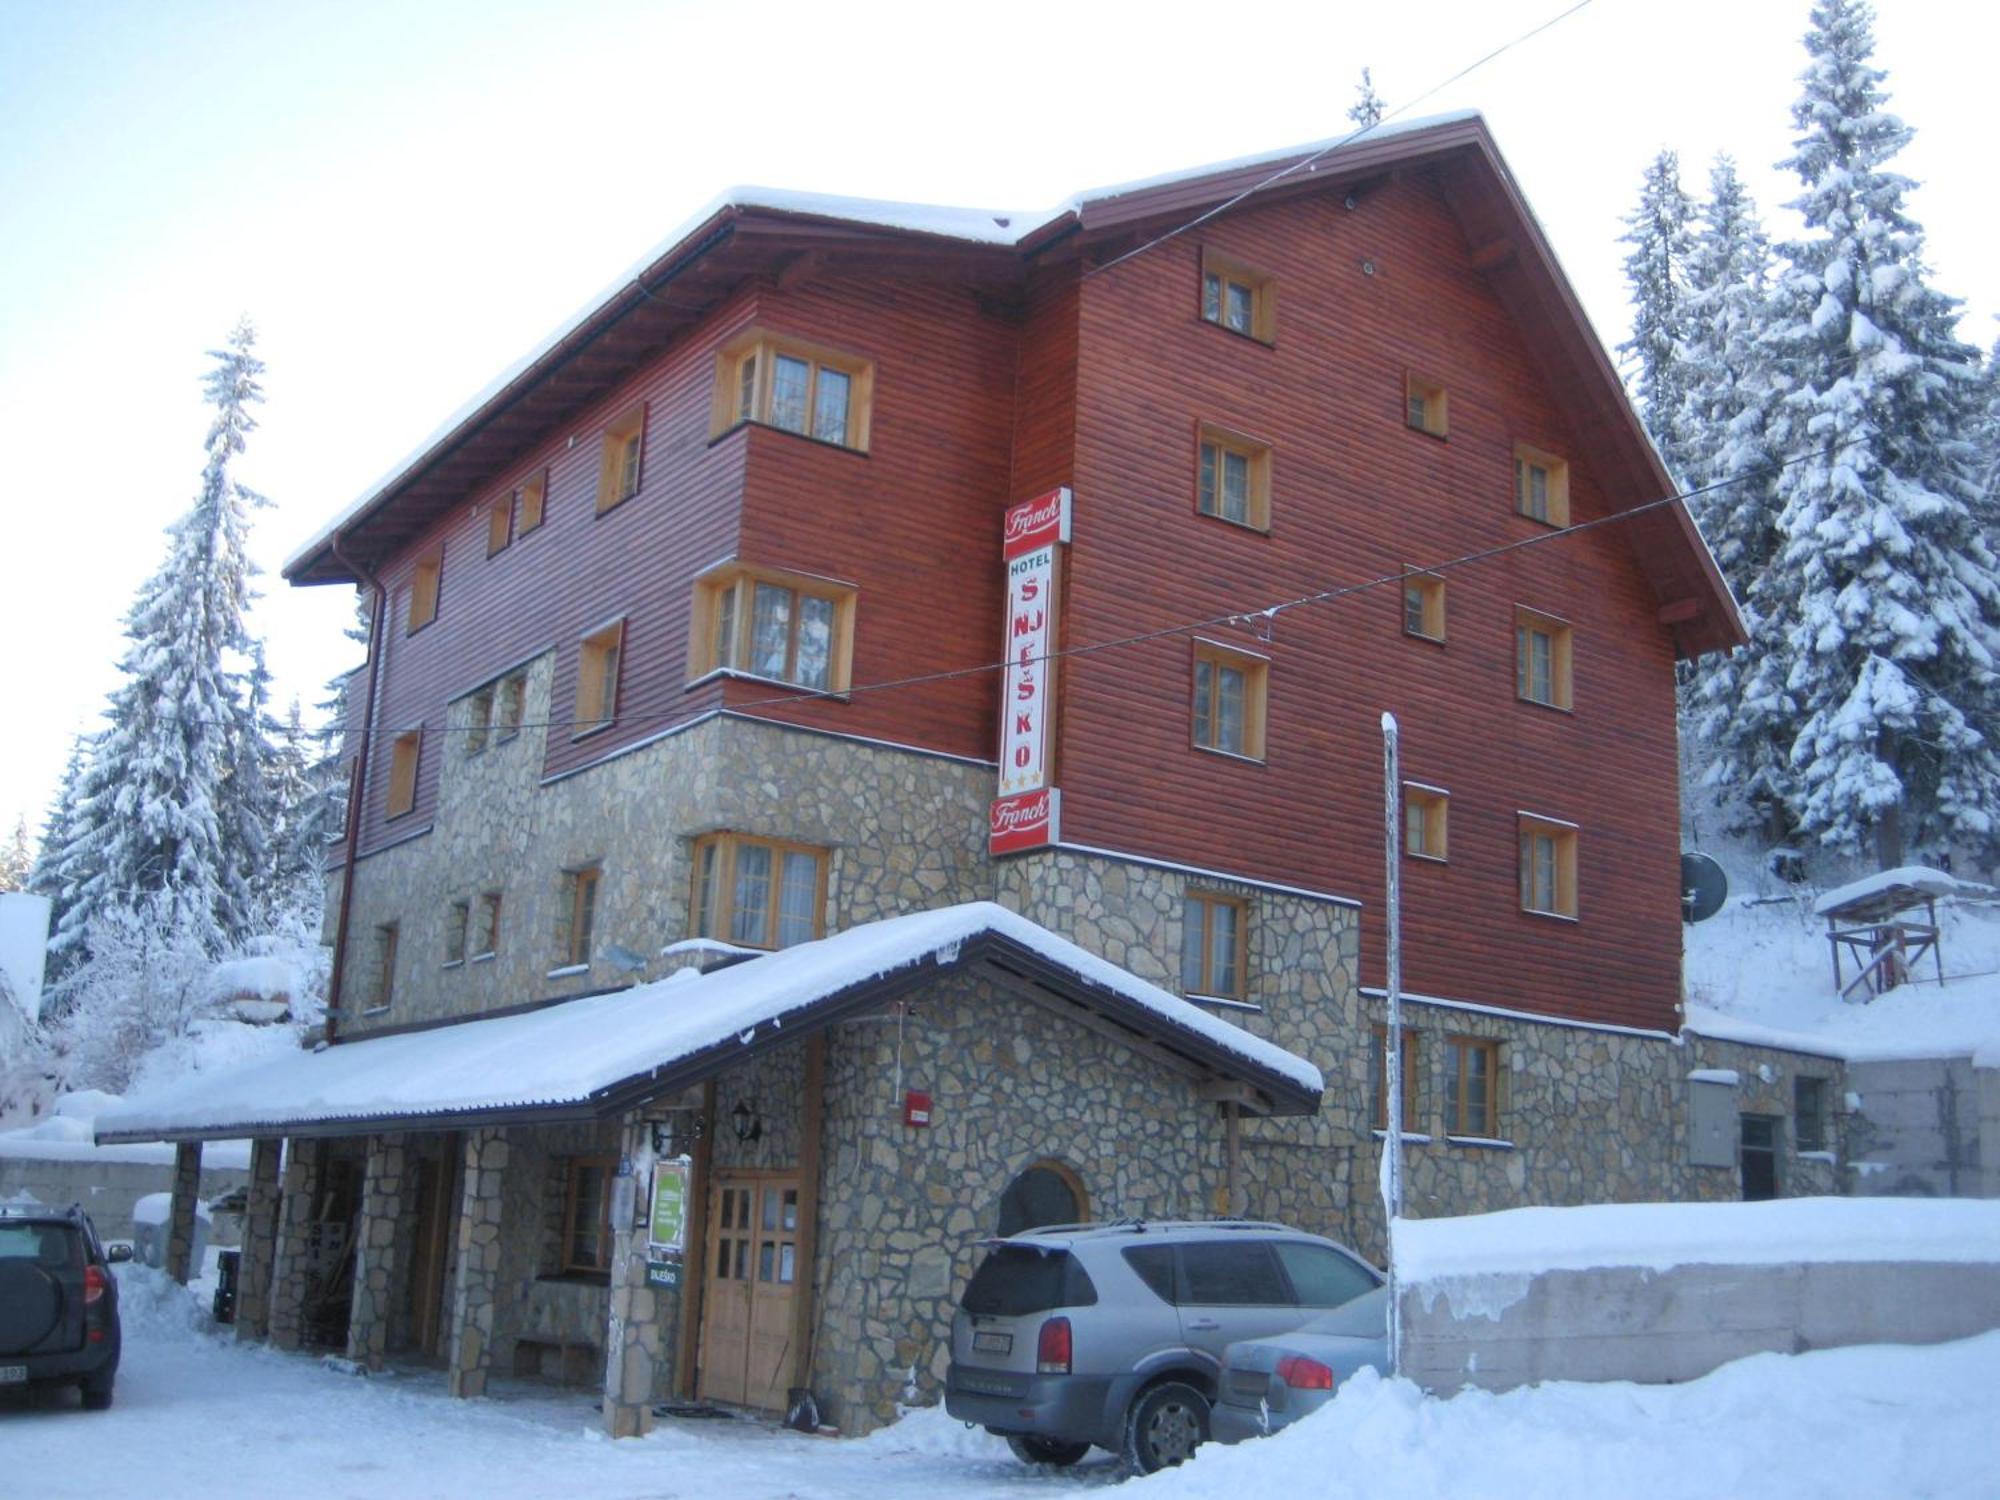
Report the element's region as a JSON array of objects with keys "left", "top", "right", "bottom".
[
  {"left": 164, "top": 1141, "right": 203, "bottom": 1284},
  {"left": 603, "top": 1110, "right": 662, "bottom": 1439},
  {"left": 235, "top": 1138, "right": 284, "bottom": 1342},
  {"left": 447, "top": 1127, "right": 508, "bottom": 1399},
  {"left": 268, "top": 1139, "right": 325, "bottom": 1352},
  {"left": 346, "top": 1133, "right": 409, "bottom": 1371}
]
